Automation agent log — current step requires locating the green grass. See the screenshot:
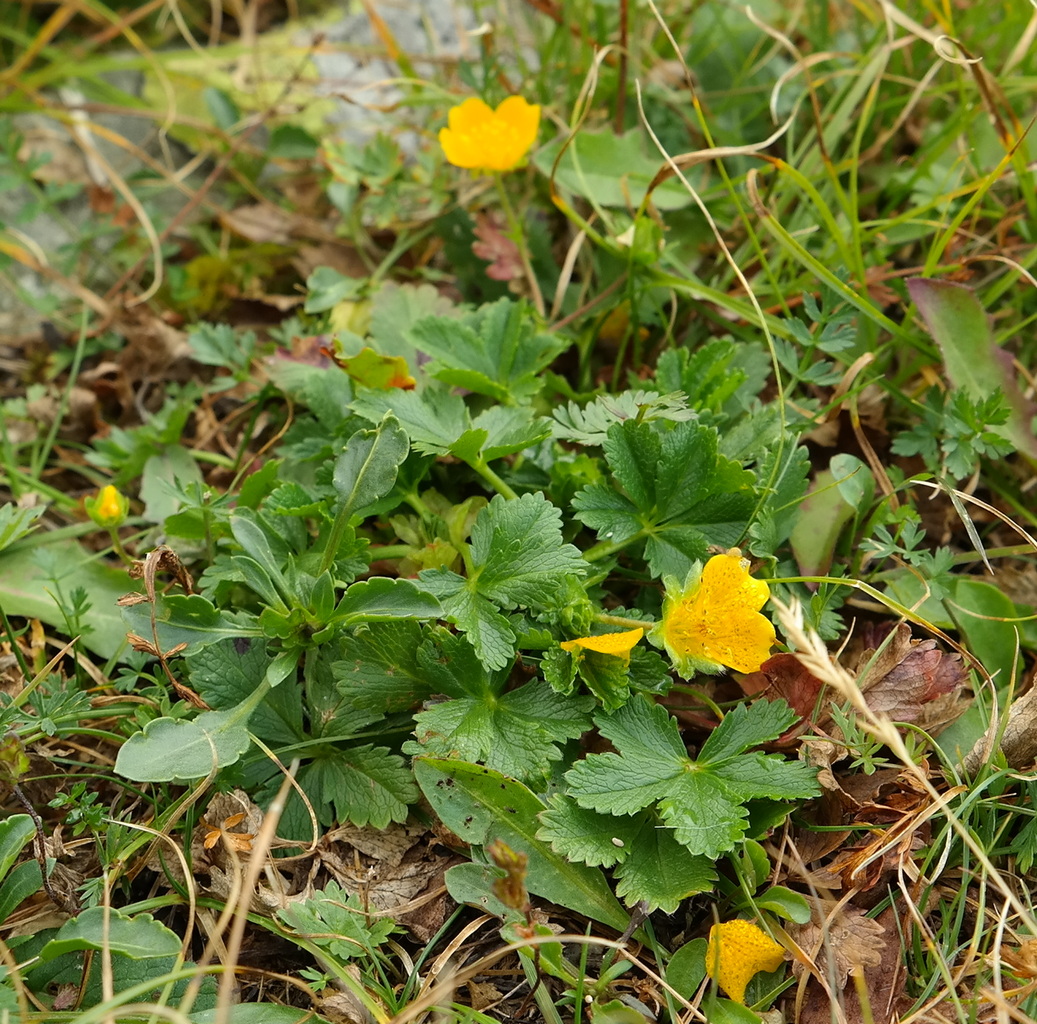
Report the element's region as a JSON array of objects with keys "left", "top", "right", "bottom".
[{"left": 1, "top": 0, "right": 1037, "bottom": 1021}]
